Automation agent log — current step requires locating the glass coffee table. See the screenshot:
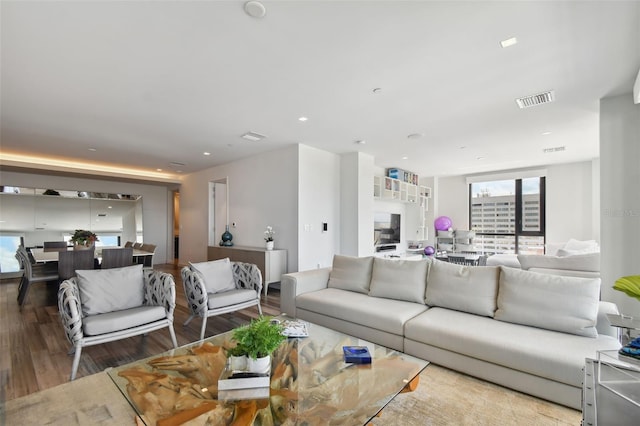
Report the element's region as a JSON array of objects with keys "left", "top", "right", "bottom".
[{"left": 107, "top": 318, "right": 428, "bottom": 425}]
